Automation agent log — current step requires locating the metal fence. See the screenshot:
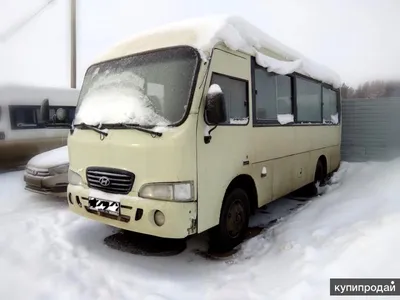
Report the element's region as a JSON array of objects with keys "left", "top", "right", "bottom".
[{"left": 341, "top": 97, "right": 400, "bottom": 162}]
